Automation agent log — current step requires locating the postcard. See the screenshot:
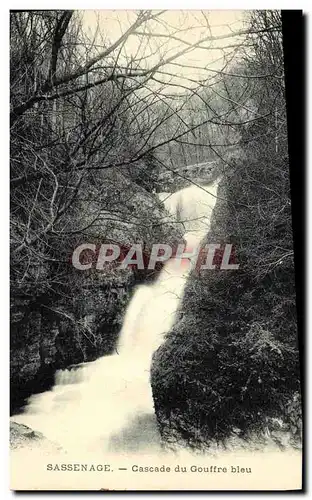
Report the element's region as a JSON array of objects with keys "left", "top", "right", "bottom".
[{"left": 10, "top": 8, "right": 303, "bottom": 491}]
